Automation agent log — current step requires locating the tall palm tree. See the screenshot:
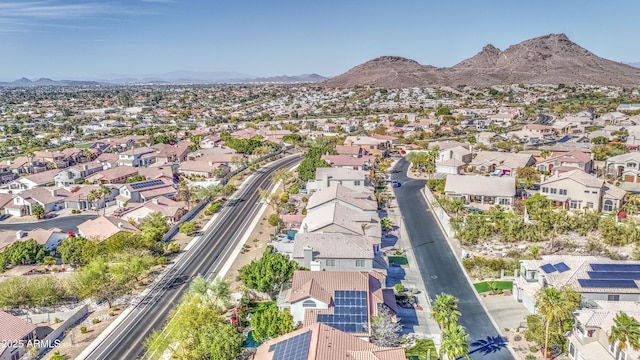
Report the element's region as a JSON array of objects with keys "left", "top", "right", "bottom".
[
  {"left": 535, "top": 287, "right": 575, "bottom": 358},
  {"left": 440, "top": 323, "right": 471, "bottom": 360},
  {"left": 99, "top": 185, "right": 111, "bottom": 216},
  {"left": 87, "top": 189, "right": 100, "bottom": 214},
  {"left": 609, "top": 312, "right": 640, "bottom": 360},
  {"left": 195, "top": 184, "right": 223, "bottom": 203},
  {"left": 431, "top": 293, "right": 461, "bottom": 330},
  {"left": 178, "top": 179, "right": 192, "bottom": 209}
]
